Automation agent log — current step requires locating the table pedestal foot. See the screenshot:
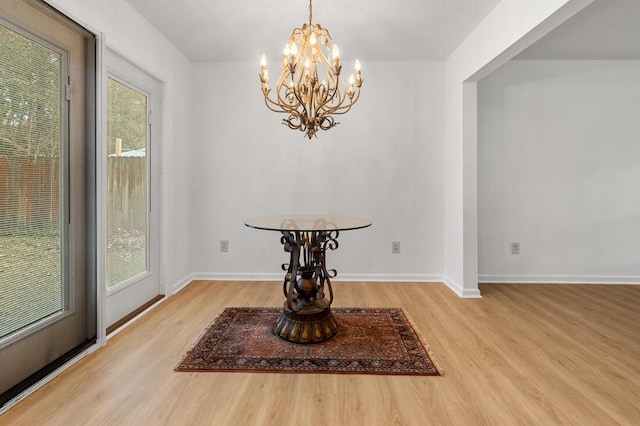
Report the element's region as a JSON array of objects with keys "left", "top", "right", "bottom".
[{"left": 272, "top": 304, "right": 338, "bottom": 344}]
